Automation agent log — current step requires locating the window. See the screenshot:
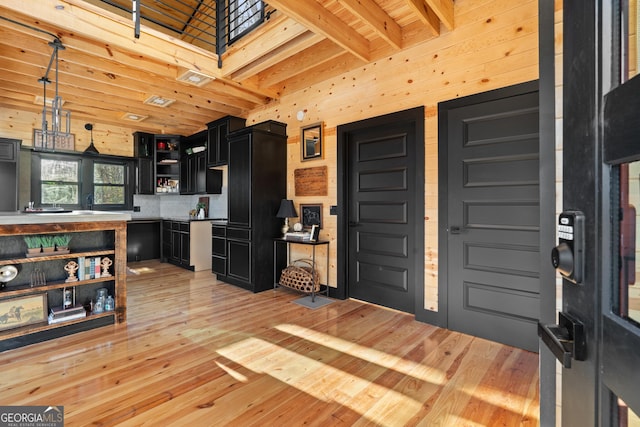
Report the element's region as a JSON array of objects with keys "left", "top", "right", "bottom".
[
  {"left": 39, "top": 157, "right": 80, "bottom": 205},
  {"left": 93, "top": 162, "right": 125, "bottom": 206},
  {"left": 32, "top": 152, "right": 134, "bottom": 210},
  {"left": 228, "top": 0, "right": 264, "bottom": 44}
]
